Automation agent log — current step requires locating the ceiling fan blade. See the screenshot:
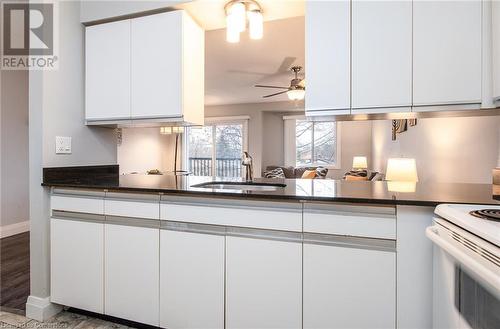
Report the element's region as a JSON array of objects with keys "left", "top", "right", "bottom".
[
  {"left": 277, "top": 57, "right": 297, "bottom": 73},
  {"left": 228, "top": 69, "right": 271, "bottom": 76},
  {"left": 298, "top": 79, "right": 306, "bottom": 88},
  {"left": 263, "top": 90, "right": 288, "bottom": 98},
  {"left": 255, "top": 85, "right": 289, "bottom": 89}
]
